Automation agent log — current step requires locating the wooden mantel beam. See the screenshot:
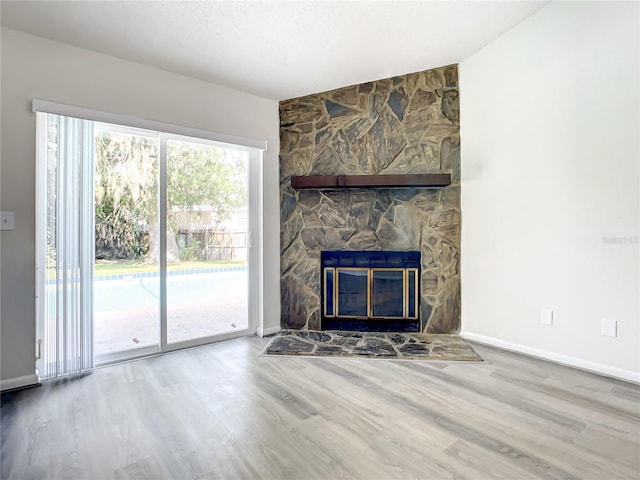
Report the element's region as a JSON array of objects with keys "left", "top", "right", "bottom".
[{"left": 290, "top": 174, "right": 451, "bottom": 189}]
